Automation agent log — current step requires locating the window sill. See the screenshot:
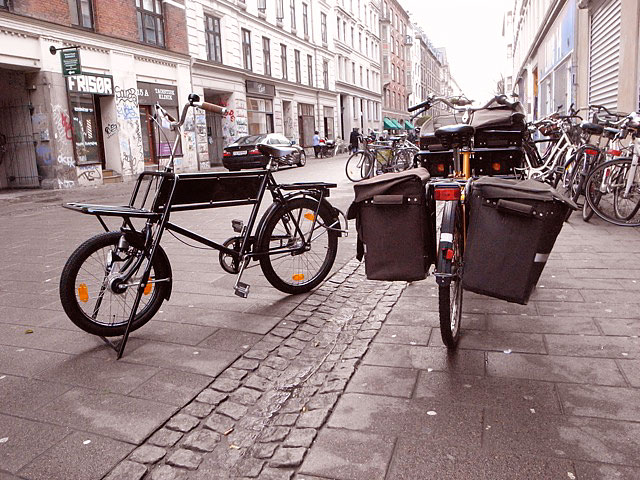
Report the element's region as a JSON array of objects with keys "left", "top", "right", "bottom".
[
  {"left": 258, "top": 10, "right": 266, "bottom": 19},
  {"left": 237, "top": 1, "right": 247, "bottom": 9},
  {"left": 322, "top": 41, "right": 328, "bottom": 48},
  {"left": 276, "top": 19, "right": 283, "bottom": 27},
  {"left": 291, "top": 28, "right": 297, "bottom": 35},
  {"left": 304, "top": 34, "right": 310, "bottom": 42}
]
